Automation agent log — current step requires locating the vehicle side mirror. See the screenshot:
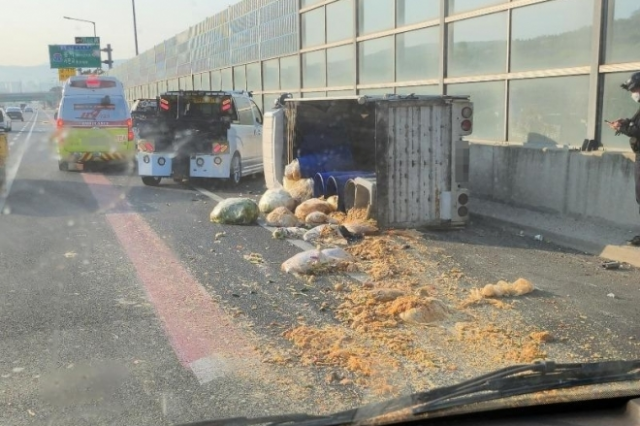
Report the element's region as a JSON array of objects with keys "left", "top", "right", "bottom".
[{"left": 54, "top": 112, "right": 58, "bottom": 120}]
